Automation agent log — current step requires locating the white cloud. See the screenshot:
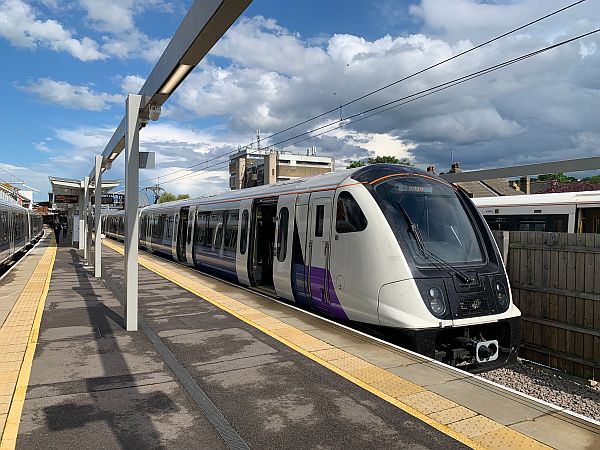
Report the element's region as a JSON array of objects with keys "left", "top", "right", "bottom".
[
  {"left": 120, "top": 74, "right": 145, "bottom": 94},
  {"left": 19, "top": 78, "right": 123, "bottom": 110},
  {"left": 79, "top": 0, "right": 135, "bottom": 34},
  {"left": 0, "top": 162, "right": 53, "bottom": 199},
  {"left": 0, "top": 0, "right": 105, "bottom": 61},
  {"left": 77, "top": 0, "right": 173, "bottom": 62},
  {"left": 169, "top": 7, "right": 600, "bottom": 174},
  {"left": 34, "top": 141, "right": 51, "bottom": 152}
]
